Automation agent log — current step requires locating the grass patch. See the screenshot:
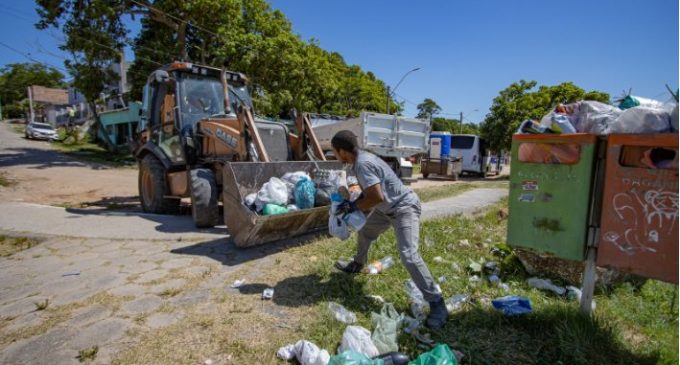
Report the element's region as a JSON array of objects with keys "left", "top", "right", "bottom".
[
  {"left": 0, "top": 235, "right": 41, "bottom": 257},
  {"left": 0, "top": 172, "right": 15, "bottom": 187},
  {"left": 159, "top": 288, "right": 182, "bottom": 298},
  {"left": 51, "top": 133, "right": 135, "bottom": 167},
  {"left": 76, "top": 345, "right": 98, "bottom": 362},
  {"left": 11, "top": 124, "right": 25, "bottom": 135},
  {"left": 109, "top": 201, "right": 676, "bottom": 364},
  {"left": 414, "top": 180, "right": 509, "bottom": 203}
]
